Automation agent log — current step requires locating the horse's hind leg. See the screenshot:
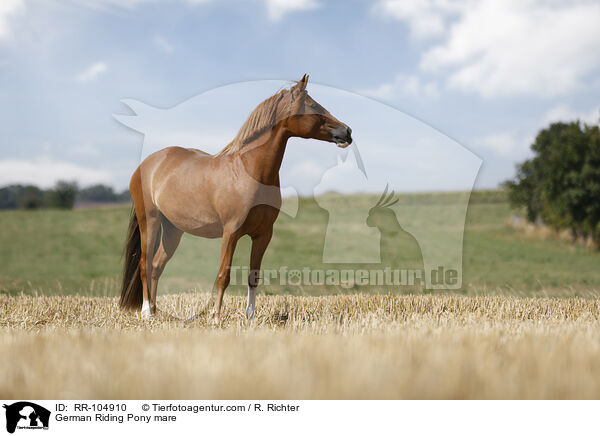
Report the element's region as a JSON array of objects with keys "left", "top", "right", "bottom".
[
  {"left": 139, "top": 213, "right": 161, "bottom": 318},
  {"left": 130, "top": 169, "right": 161, "bottom": 318},
  {"left": 149, "top": 217, "right": 183, "bottom": 313}
]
